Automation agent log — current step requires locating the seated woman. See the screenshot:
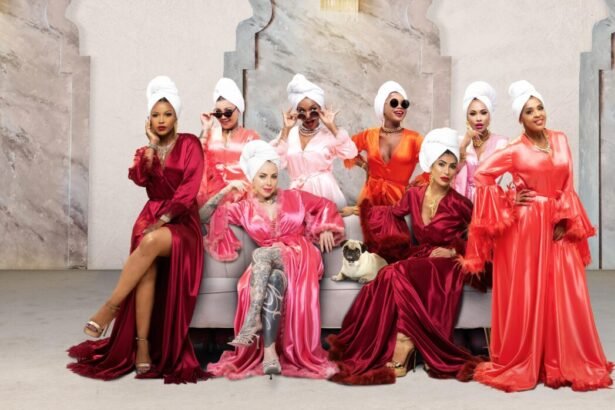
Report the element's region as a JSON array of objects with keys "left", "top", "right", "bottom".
[
  {"left": 201, "top": 140, "right": 344, "bottom": 379},
  {"left": 344, "top": 81, "right": 423, "bottom": 210},
  {"left": 68, "top": 76, "right": 206, "bottom": 383},
  {"left": 196, "top": 77, "right": 259, "bottom": 208},
  {"left": 328, "top": 128, "right": 479, "bottom": 385},
  {"left": 270, "top": 74, "right": 357, "bottom": 212}
]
